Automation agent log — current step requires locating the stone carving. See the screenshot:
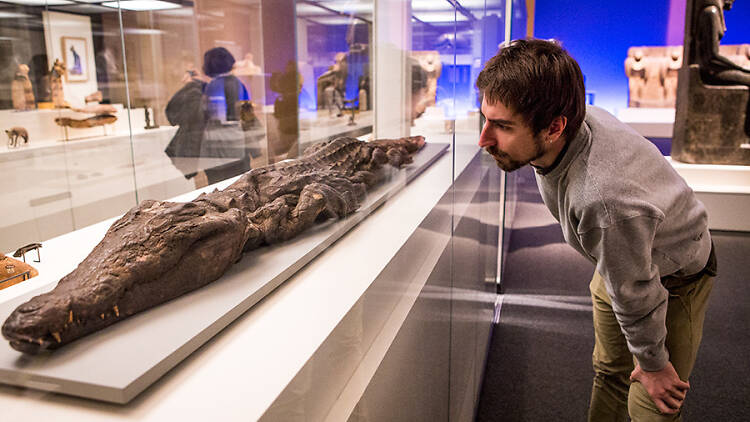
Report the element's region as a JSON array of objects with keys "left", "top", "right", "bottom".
[
  {"left": 624, "top": 44, "right": 750, "bottom": 108},
  {"left": 662, "top": 47, "right": 683, "bottom": 104},
  {"left": 5, "top": 127, "right": 29, "bottom": 148},
  {"left": 625, "top": 48, "right": 647, "bottom": 107},
  {"left": 54, "top": 114, "right": 117, "bottom": 129},
  {"left": 412, "top": 51, "right": 443, "bottom": 107},
  {"left": 50, "top": 59, "right": 67, "bottom": 108},
  {"left": 11, "top": 64, "right": 35, "bottom": 111},
  {"left": 672, "top": 0, "right": 750, "bottom": 165},
  {"left": 2, "top": 135, "right": 426, "bottom": 354}
]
